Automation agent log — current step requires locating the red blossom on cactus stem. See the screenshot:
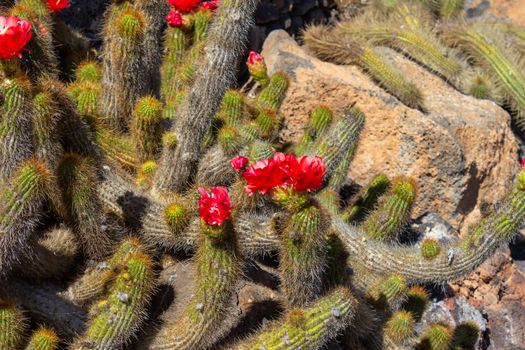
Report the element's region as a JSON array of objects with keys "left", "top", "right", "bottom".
[
  {"left": 200, "top": 0, "right": 219, "bottom": 11},
  {"left": 46, "top": 0, "right": 70, "bottom": 12},
  {"left": 168, "top": 0, "right": 200, "bottom": 13},
  {"left": 0, "top": 16, "right": 32, "bottom": 60},
  {"left": 242, "top": 153, "right": 326, "bottom": 195},
  {"left": 247, "top": 50, "right": 264, "bottom": 66},
  {"left": 230, "top": 156, "right": 249, "bottom": 172},
  {"left": 198, "top": 187, "right": 232, "bottom": 226},
  {"left": 166, "top": 10, "right": 183, "bottom": 28}
]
